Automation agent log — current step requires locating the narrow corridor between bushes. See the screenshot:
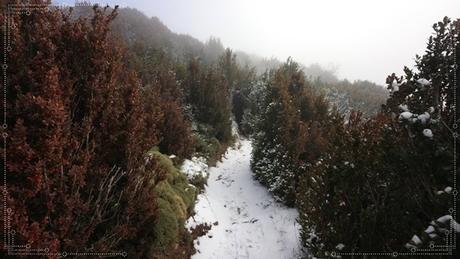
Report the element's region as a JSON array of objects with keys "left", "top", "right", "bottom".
[{"left": 187, "top": 139, "right": 302, "bottom": 259}]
